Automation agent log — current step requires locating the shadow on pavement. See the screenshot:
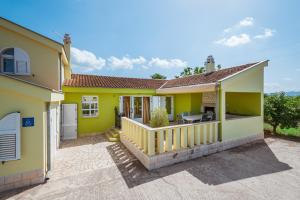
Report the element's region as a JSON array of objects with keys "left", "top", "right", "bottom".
[{"left": 107, "top": 139, "right": 292, "bottom": 188}]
